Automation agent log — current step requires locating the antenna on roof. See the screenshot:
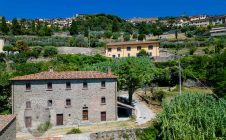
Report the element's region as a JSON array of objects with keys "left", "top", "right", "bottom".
[{"left": 49, "top": 67, "right": 54, "bottom": 72}]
